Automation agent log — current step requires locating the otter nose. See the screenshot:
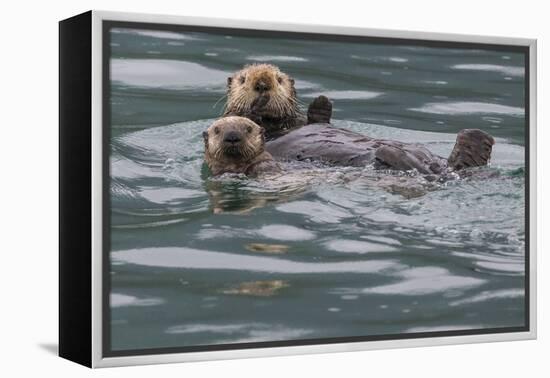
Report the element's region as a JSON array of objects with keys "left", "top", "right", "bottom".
[
  {"left": 224, "top": 131, "right": 241, "bottom": 143},
  {"left": 254, "top": 80, "right": 270, "bottom": 92}
]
